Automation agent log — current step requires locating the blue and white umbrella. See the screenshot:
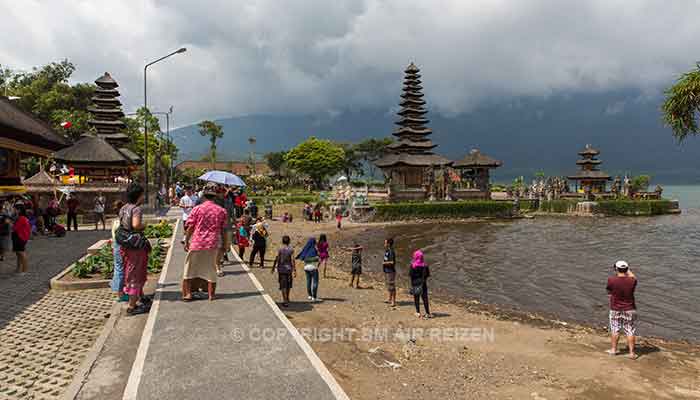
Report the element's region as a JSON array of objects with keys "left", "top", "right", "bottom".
[{"left": 198, "top": 170, "right": 246, "bottom": 187}]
